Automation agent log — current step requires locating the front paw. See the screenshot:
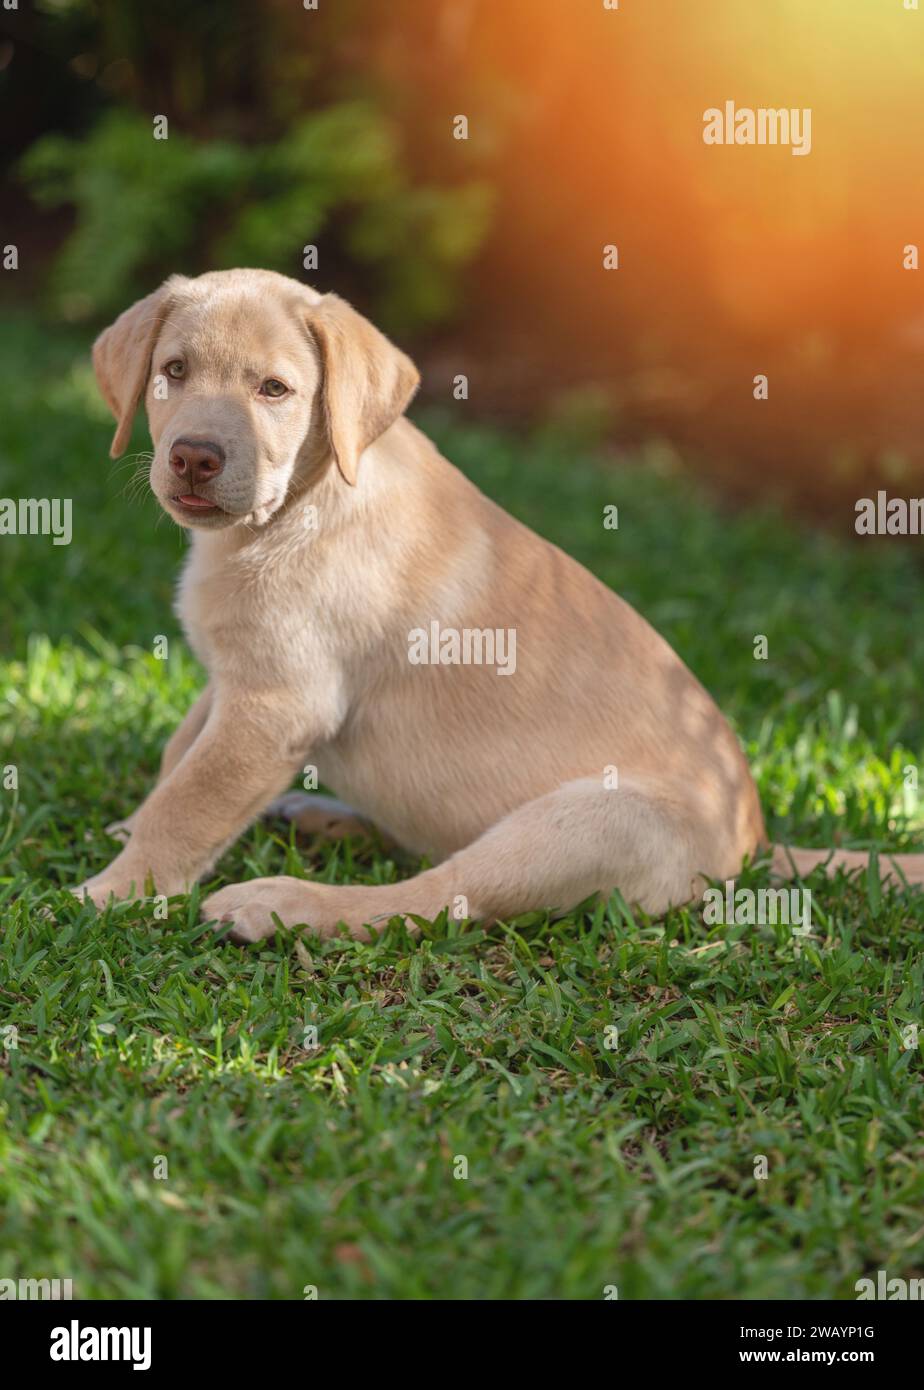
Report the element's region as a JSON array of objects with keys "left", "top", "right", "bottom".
[{"left": 73, "top": 873, "right": 146, "bottom": 909}]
